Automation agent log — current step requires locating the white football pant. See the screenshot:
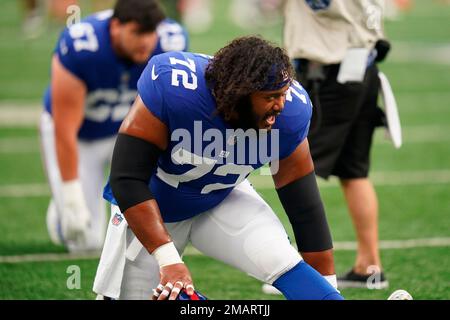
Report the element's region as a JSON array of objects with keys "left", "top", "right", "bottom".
[
  {"left": 93, "top": 179, "right": 302, "bottom": 299},
  {"left": 40, "top": 111, "right": 114, "bottom": 252}
]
